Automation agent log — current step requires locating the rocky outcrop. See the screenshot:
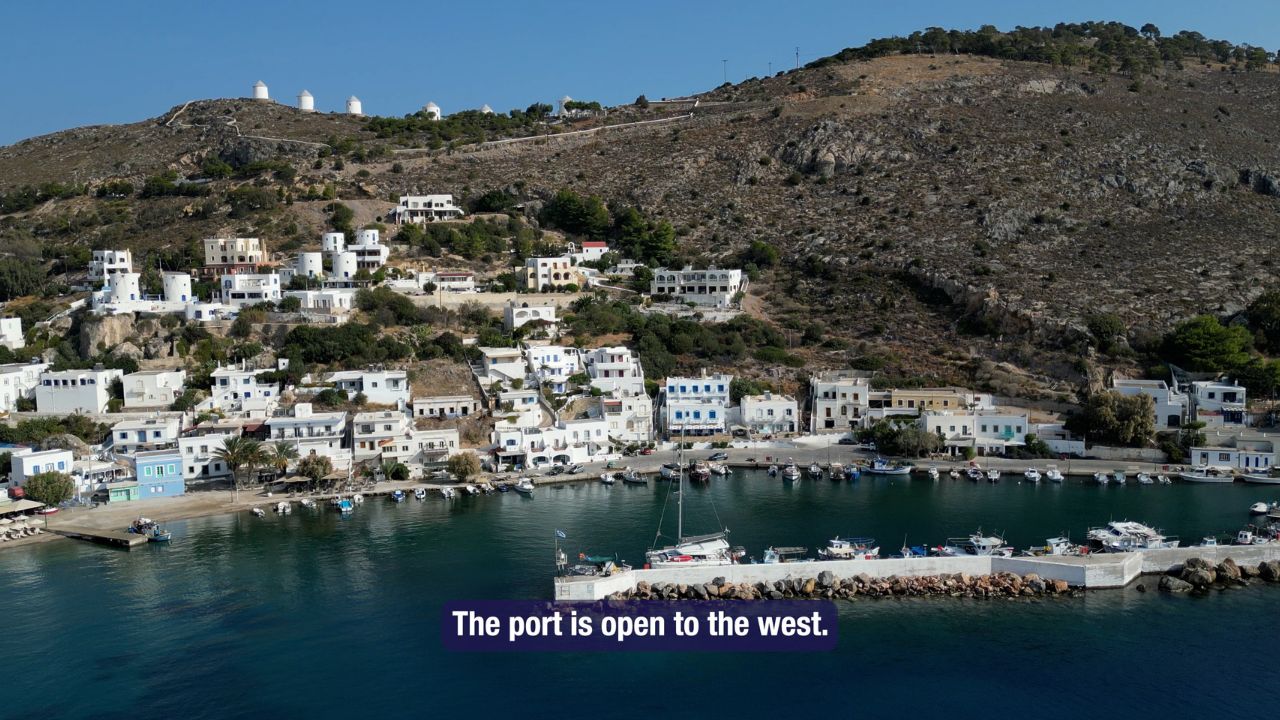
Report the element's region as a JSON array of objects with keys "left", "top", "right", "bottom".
[
  {"left": 775, "top": 120, "right": 908, "bottom": 179},
  {"left": 1158, "top": 575, "right": 1193, "bottom": 593},
  {"left": 1239, "top": 168, "right": 1280, "bottom": 198},
  {"left": 609, "top": 571, "right": 1081, "bottom": 602},
  {"left": 79, "top": 315, "right": 135, "bottom": 357}
]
